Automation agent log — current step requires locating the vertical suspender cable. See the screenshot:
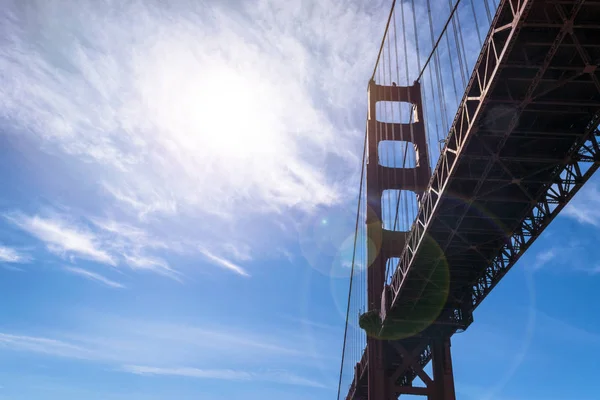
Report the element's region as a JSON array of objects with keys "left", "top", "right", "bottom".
[
  {"left": 425, "top": 0, "right": 443, "bottom": 149},
  {"left": 445, "top": 21, "right": 461, "bottom": 106},
  {"left": 388, "top": 6, "right": 408, "bottom": 280},
  {"left": 387, "top": 8, "right": 400, "bottom": 282},
  {"left": 371, "top": 0, "right": 398, "bottom": 82},
  {"left": 416, "top": 0, "right": 463, "bottom": 83},
  {"left": 449, "top": 0, "right": 467, "bottom": 88},
  {"left": 410, "top": 0, "right": 427, "bottom": 163},
  {"left": 484, "top": 0, "right": 492, "bottom": 24},
  {"left": 399, "top": 0, "right": 418, "bottom": 229},
  {"left": 452, "top": 1, "right": 470, "bottom": 82},
  {"left": 336, "top": 124, "right": 367, "bottom": 400},
  {"left": 469, "top": 0, "right": 483, "bottom": 49},
  {"left": 419, "top": 0, "right": 462, "bottom": 137},
  {"left": 428, "top": 0, "right": 451, "bottom": 134},
  {"left": 385, "top": 24, "right": 394, "bottom": 251}
]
